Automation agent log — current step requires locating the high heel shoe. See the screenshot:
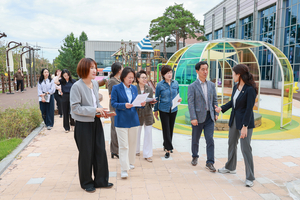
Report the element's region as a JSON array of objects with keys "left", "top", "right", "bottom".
[{"left": 111, "top": 153, "right": 119, "bottom": 159}]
